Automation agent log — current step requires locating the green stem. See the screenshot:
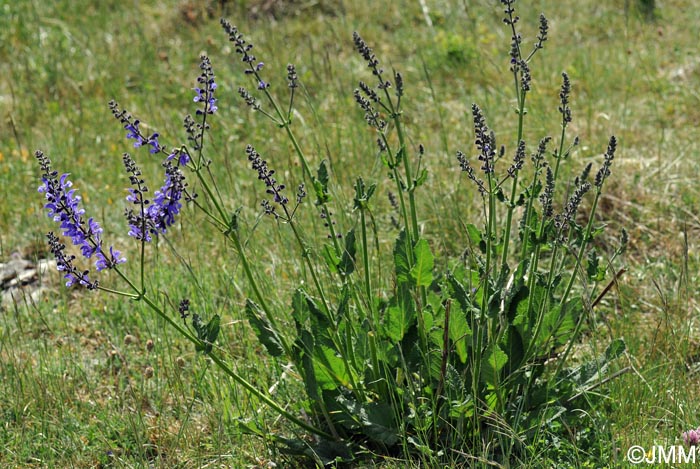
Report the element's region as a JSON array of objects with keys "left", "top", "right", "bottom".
[
  {"left": 206, "top": 350, "right": 333, "bottom": 439},
  {"left": 359, "top": 207, "right": 376, "bottom": 325},
  {"left": 500, "top": 76, "right": 527, "bottom": 271}
]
